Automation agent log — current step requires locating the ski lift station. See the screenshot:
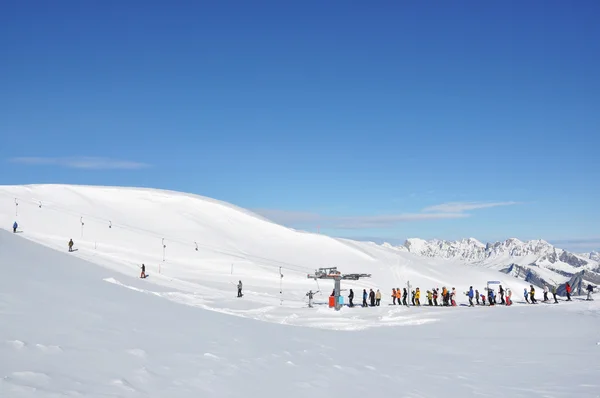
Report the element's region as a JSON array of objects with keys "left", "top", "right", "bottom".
[{"left": 307, "top": 267, "right": 371, "bottom": 311}]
